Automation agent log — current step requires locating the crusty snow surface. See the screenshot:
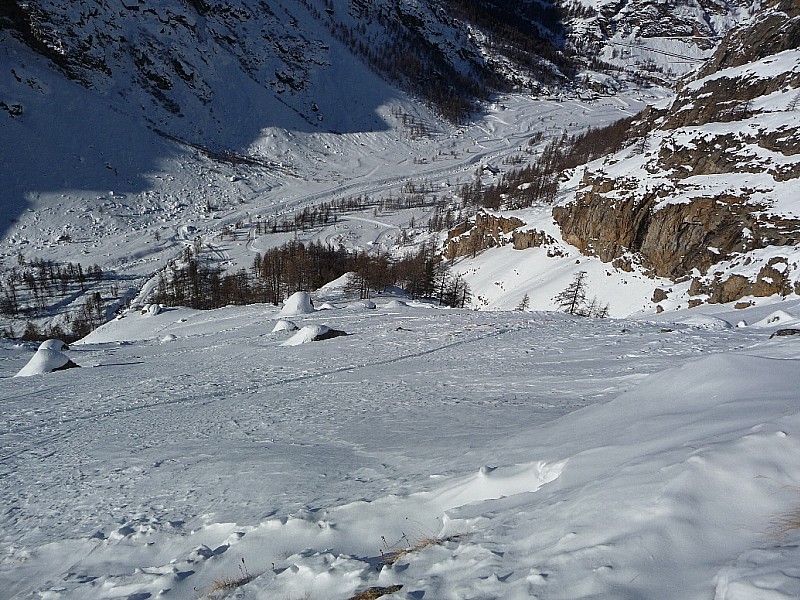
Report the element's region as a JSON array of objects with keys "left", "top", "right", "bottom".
[{"left": 2, "top": 293, "right": 800, "bottom": 600}]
